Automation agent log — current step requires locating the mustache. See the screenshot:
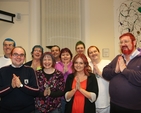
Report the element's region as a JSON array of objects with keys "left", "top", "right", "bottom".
[{"left": 121, "top": 46, "right": 128, "bottom": 49}]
